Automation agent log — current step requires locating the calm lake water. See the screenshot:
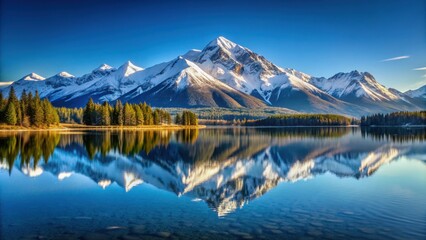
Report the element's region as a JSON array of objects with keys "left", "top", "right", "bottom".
[{"left": 1, "top": 127, "right": 425, "bottom": 240}]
